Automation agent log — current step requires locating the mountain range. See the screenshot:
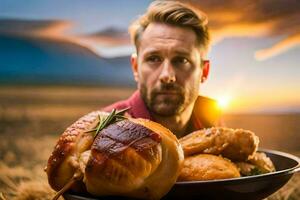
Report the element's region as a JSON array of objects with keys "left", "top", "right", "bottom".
[
  {"left": 0, "top": 19, "right": 135, "bottom": 86},
  {"left": 0, "top": 34, "right": 135, "bottom": 86}
]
